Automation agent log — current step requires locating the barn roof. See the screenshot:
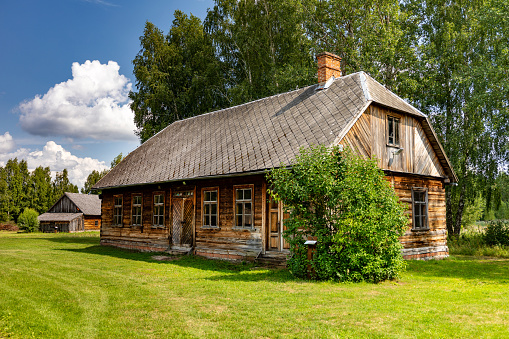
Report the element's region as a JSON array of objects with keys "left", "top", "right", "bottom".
[
  {"left": 94, "top": 71, "right": 456, "bottom": 189},
  {"left": 63, "top": 193, "right": 101, "bottom": 216},
  {"left": 38, "top": 213, "right": 83, "bottom": 222}
]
